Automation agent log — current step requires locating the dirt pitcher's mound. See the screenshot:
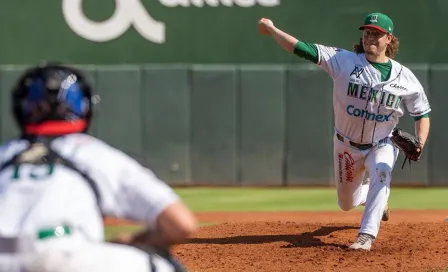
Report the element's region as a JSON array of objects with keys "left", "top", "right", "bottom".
[{"left": 173, "top": 211, "right": 448, "bottom": 272}]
